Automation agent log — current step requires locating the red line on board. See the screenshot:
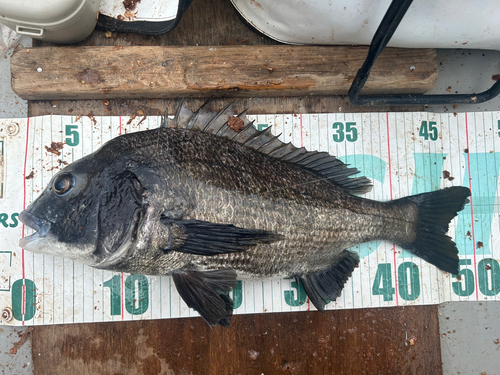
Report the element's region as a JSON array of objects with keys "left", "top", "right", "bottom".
[
  {"left": 119, "top": 117, "right": 125, "bottom": 319},
  {"left": 300, "top": 114, "right": 304, "bottom": 148},
  {"left": 121, "top": 272, "right": 125, "bottom": 320},
  {"left": 386, "top": 113, "right": 399, "bottom": 306},
  {"left": 300, "top": 114, "right": 308, "bottom": 310},
  {"left": 21, "top": 117, "right": 31, "bottom": 325},
  {"left": 464, "top": 114, "right": 479, "bottom": 300}
]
